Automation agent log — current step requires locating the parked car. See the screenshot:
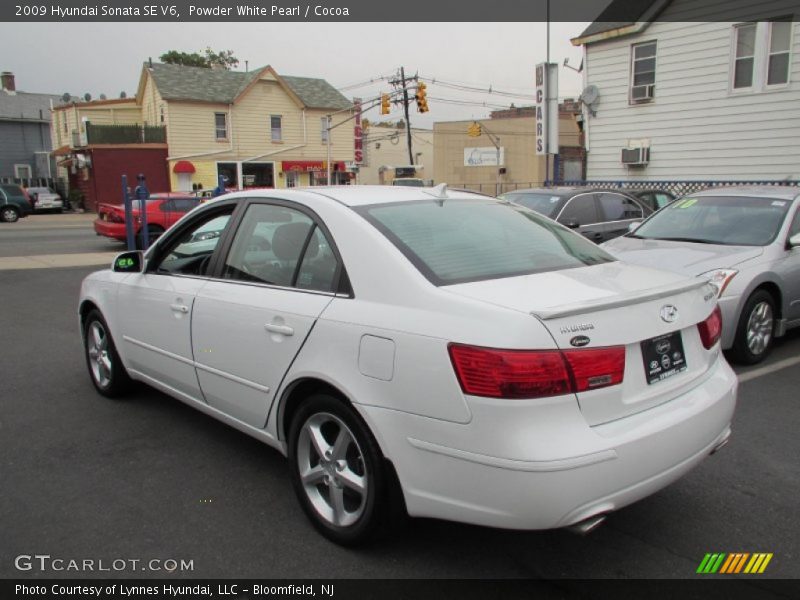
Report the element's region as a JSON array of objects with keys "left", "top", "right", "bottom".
[
  {"left": 628, "top": 189, "right": 677, "bottom": 211},
  {"left": 497, "top": 187, "right": 654, "bottom": 243},
  {"left": 392, "top": 178, "right": 426, "bottom": 187},
  {"left": 603, "top": 186, "right": 800, "bottom": 364},
  {"left": 0, "top": 183, "right": 33, "bottom": 222},
  {"left": 93, "top": 193, "right": 202, "bottom": 247},
  {"left": 26, "top": 186, "right": 64, "bottom": 212},
  {"left": 79, "top": 185, "right": 735, "bottom": 545}
]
